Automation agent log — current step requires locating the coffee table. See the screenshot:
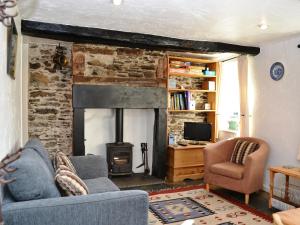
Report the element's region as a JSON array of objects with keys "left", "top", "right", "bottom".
[{"left": 269, "top": 166, "right": 300, "bottom": 208}]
